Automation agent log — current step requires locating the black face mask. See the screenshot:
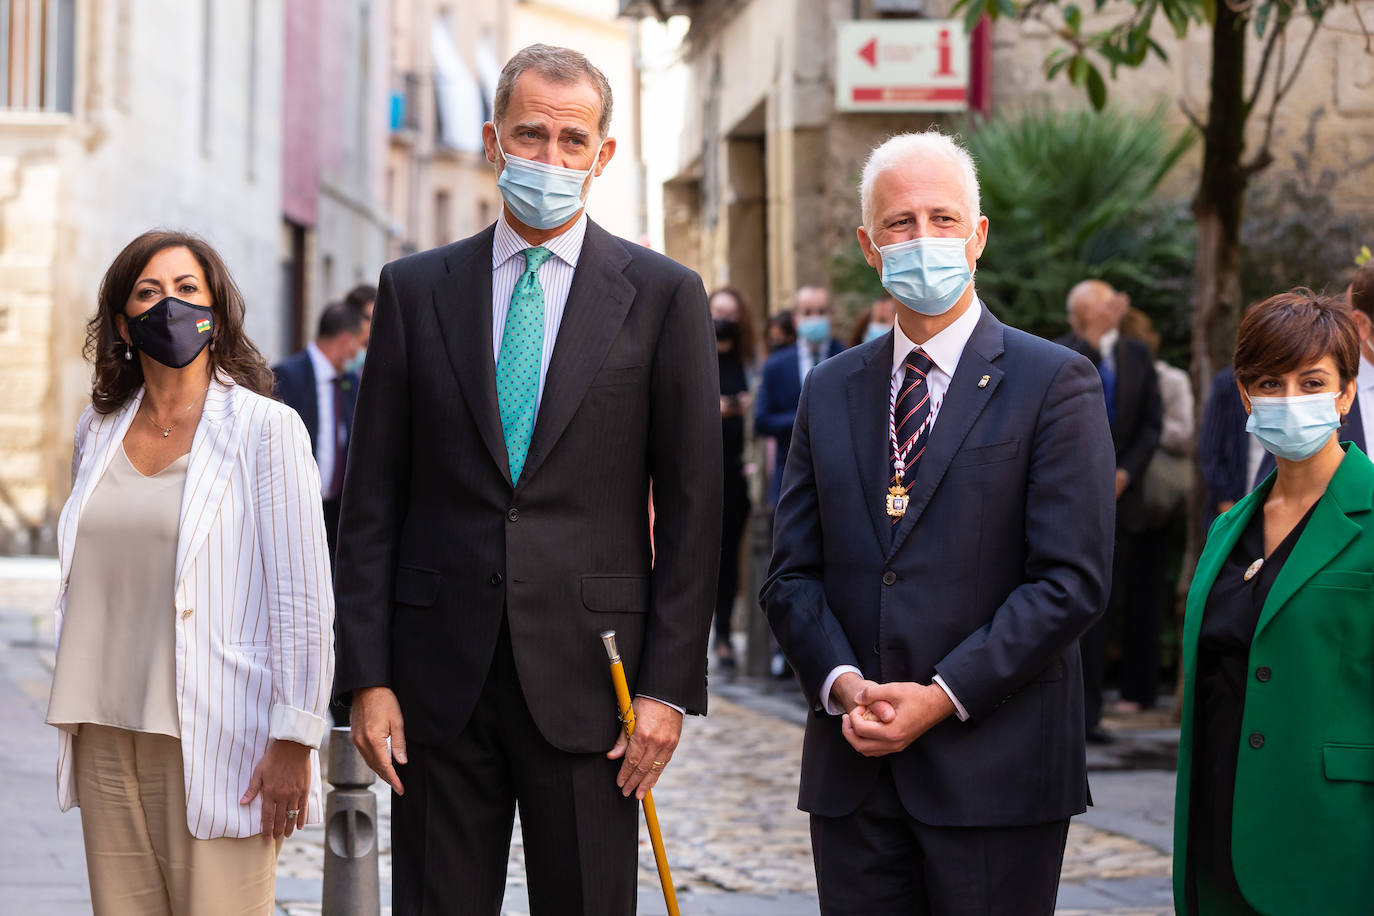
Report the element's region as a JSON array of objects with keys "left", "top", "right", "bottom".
[
  {"left": 714, "top": 318, "right": 740, "bottom": 342},
  {"left": 126, "top": 297, "right": 215, "bottom": 369}
]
